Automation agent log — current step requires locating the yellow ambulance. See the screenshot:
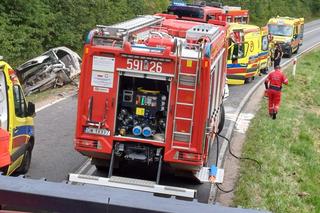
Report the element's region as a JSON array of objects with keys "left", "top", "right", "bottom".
[
  {"left": 0, "top": 57, "right": 35, "bottom": 175},
  {"left": 268, "top": 16, "right": 304, "bottom": 57},
  {"left": 227, "top": 23, "right": 270, "bottom": 85}
]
